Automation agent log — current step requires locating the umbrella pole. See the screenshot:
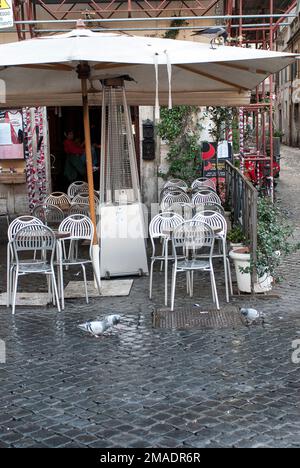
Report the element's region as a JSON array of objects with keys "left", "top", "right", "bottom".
[{"left": 79, "top": 68, "right": 101, "bottom": 288}]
